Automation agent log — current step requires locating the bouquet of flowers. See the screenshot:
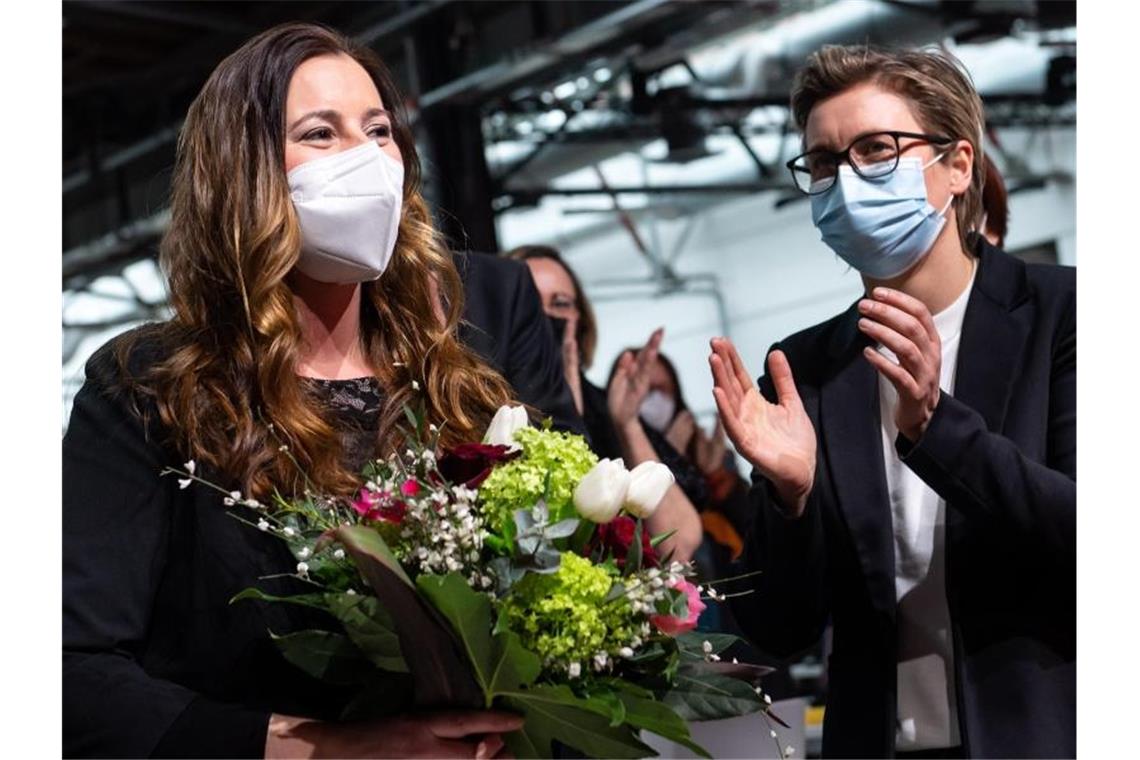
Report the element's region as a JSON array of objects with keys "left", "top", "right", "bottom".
[{"left": 165, "top": 405, "right": 786, "bottom": 758}]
